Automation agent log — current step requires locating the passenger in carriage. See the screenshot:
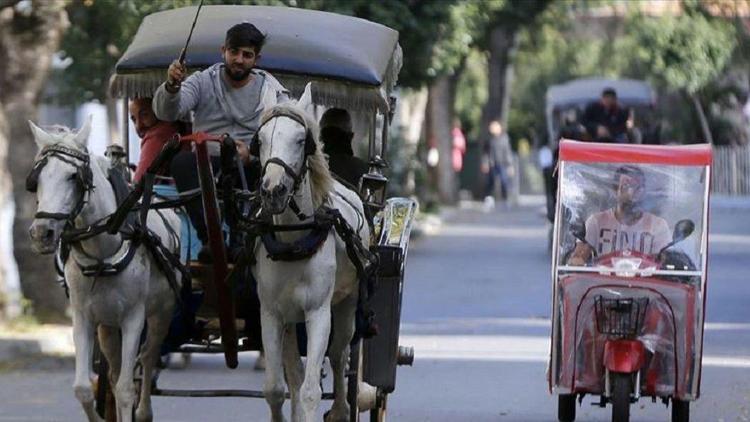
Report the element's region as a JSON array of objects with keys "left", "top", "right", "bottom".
[
  {"left": 129, "top": 97, "right": 184, "bottom": 183},
  {"left": 319, "top": 108, "right": 368, "bottom": 190},
  {"left": 582, "top": 88, "right": 630, "bottom": 143},
  {"left": 567, "top": 165, "right": 670, "bottom": 266},
  {"left": 153, "top": 22, "right": 289, "bottom": 261}
]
